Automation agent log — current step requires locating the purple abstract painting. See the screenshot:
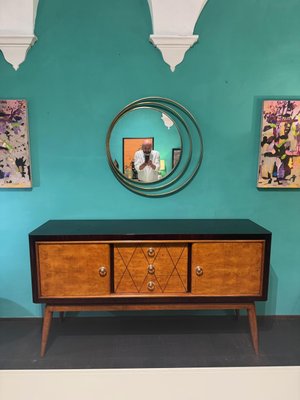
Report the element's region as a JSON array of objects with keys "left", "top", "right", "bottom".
[
  {"left": 257, "top": 100, "right": 300, "bottom": 188},
  {"left": 0, "top": 100, "right": 31, "bottom": 188}
]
